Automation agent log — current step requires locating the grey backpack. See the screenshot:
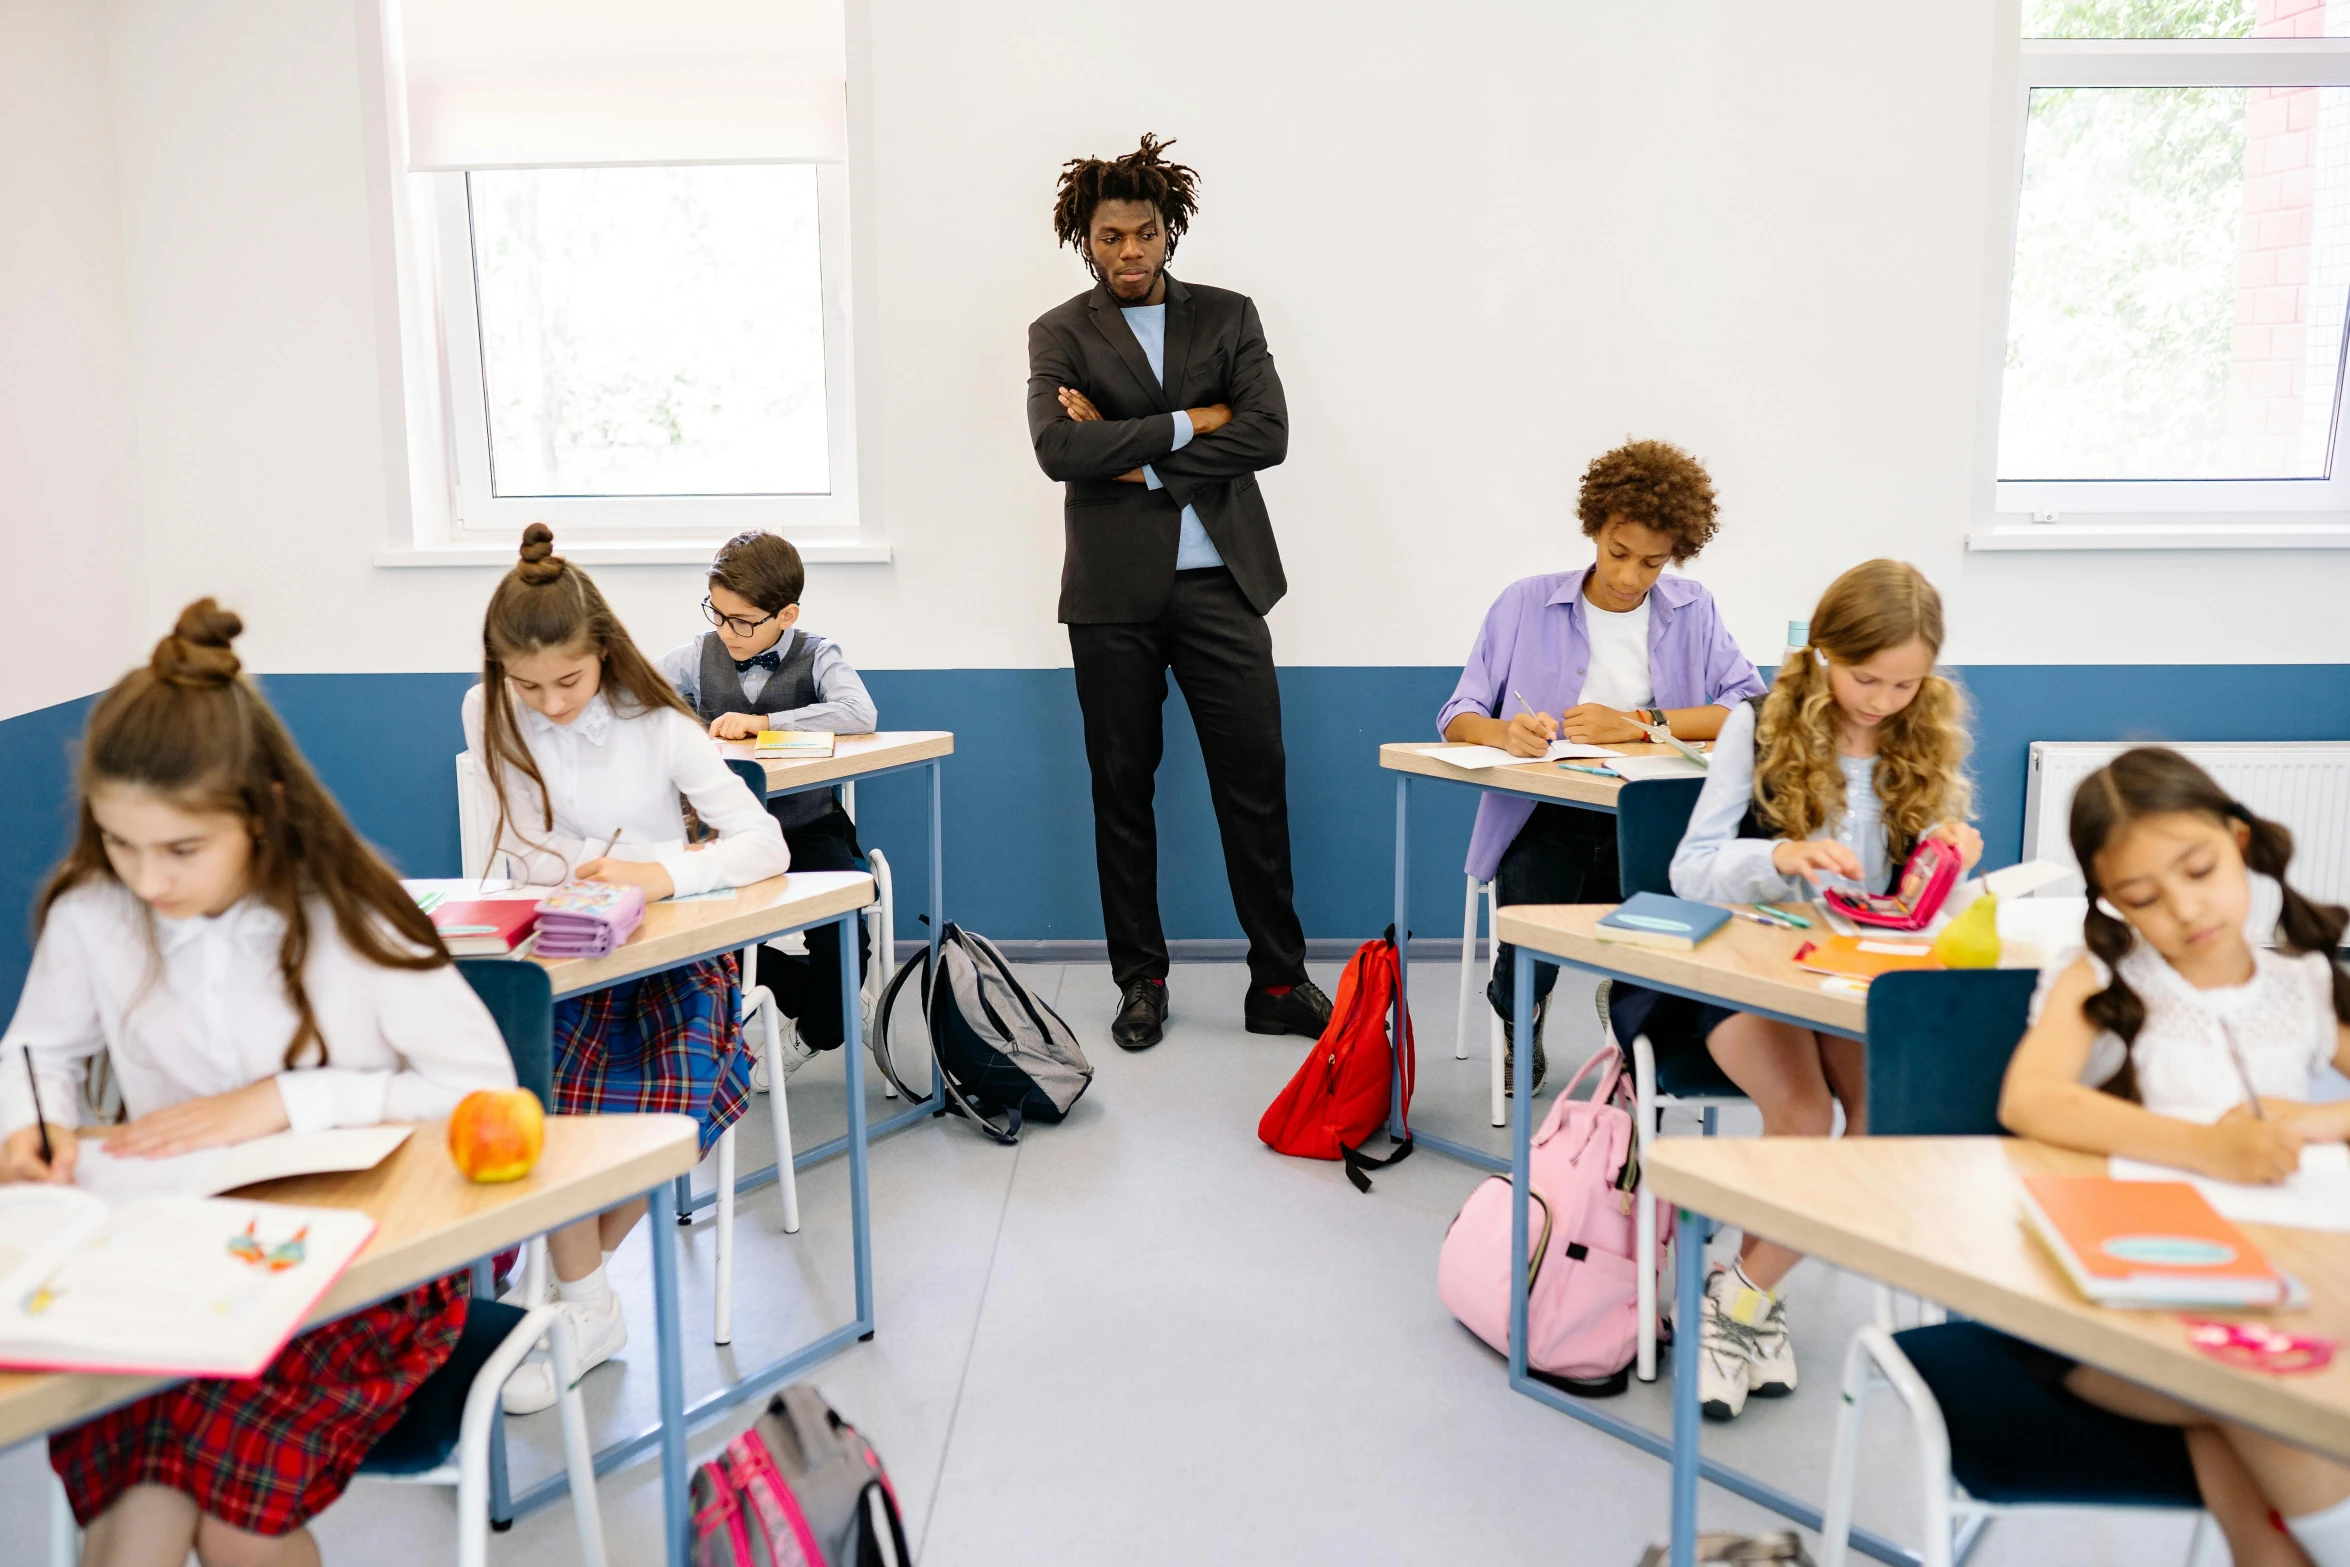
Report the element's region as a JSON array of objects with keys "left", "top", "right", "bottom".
[
  {"left": 690, "top": 1383, "right": 909, "bottom": 1566},
  {"left": 873, "top": 923, "right": 1093, "bottom": 1144}
]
